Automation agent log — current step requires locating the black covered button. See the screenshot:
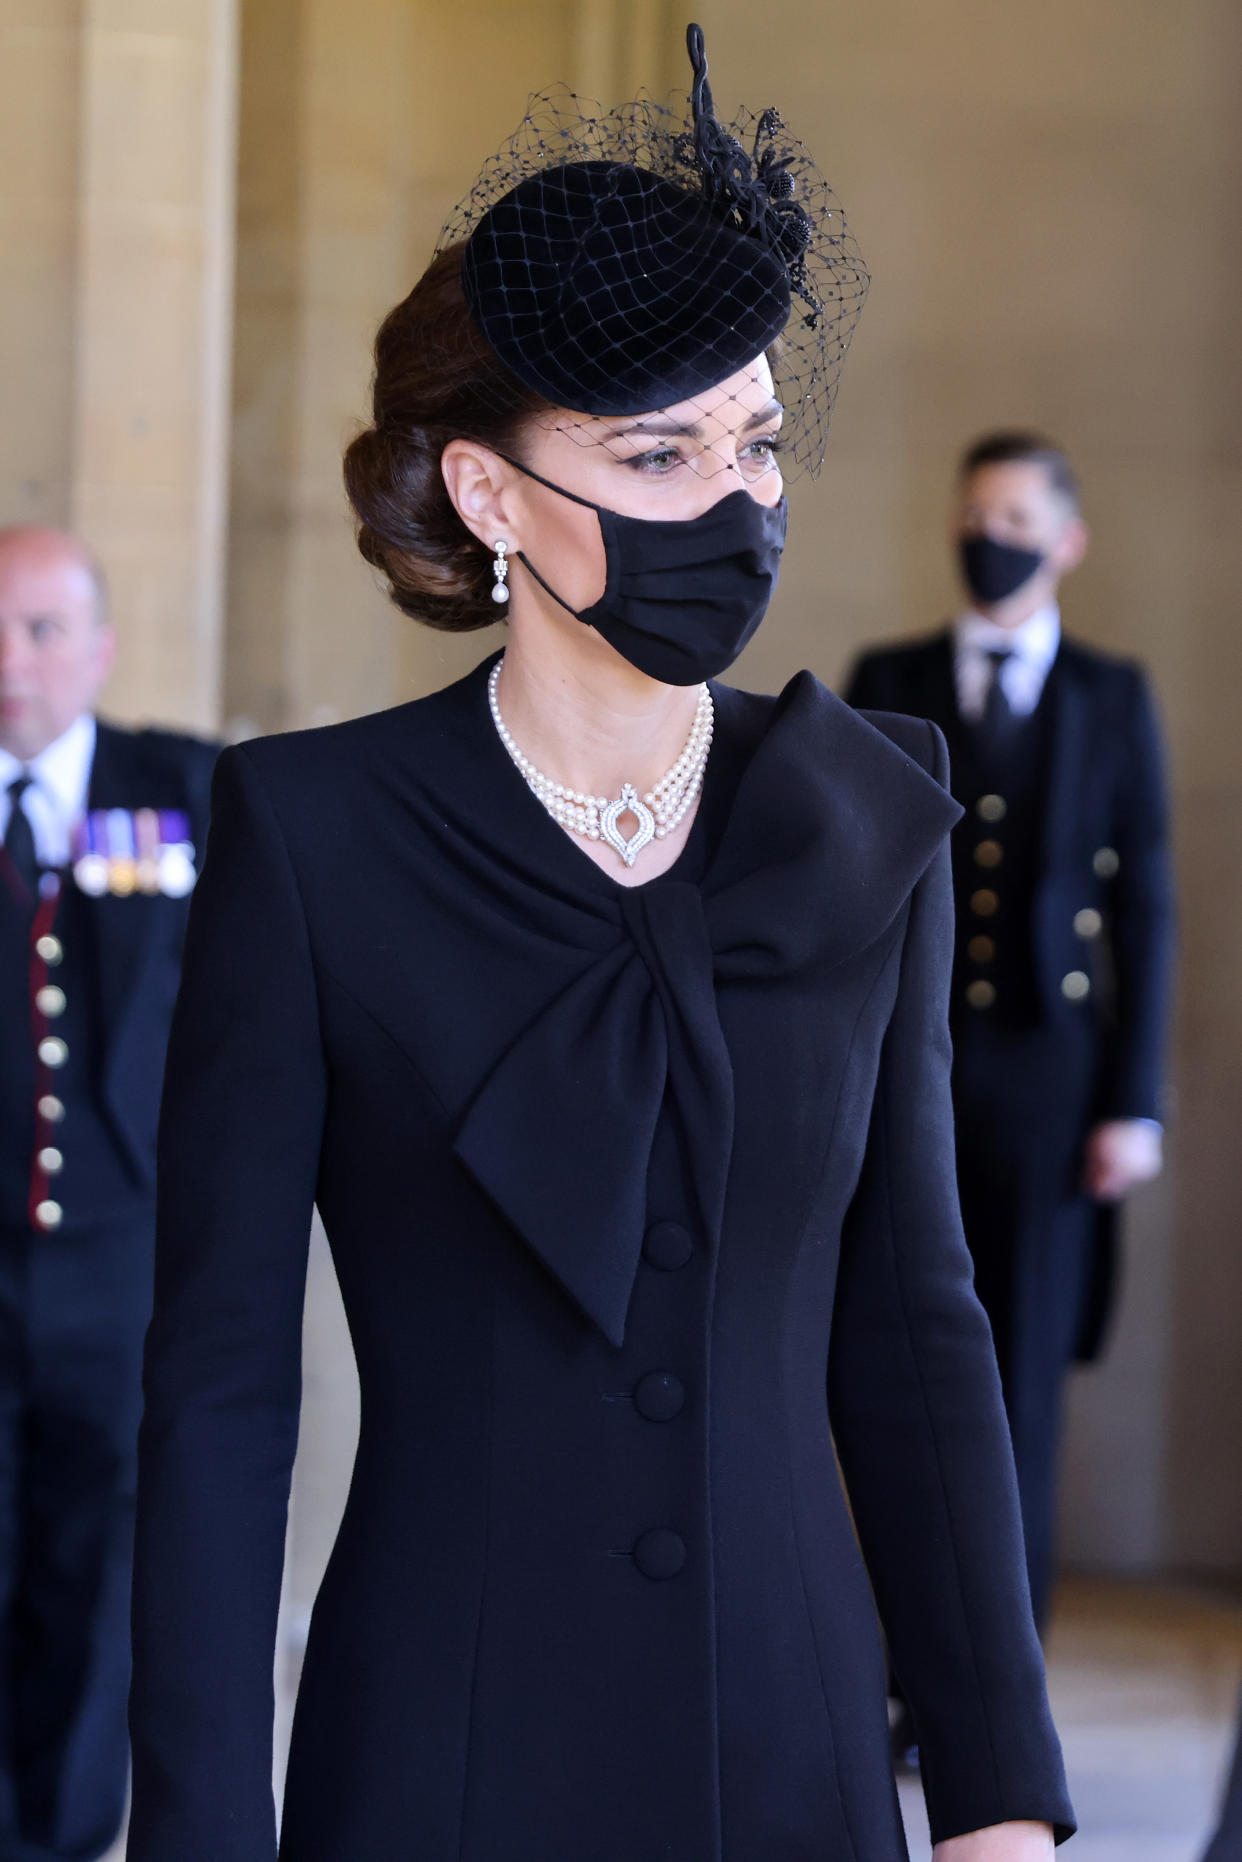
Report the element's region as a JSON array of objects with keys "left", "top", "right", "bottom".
[
  {"left": 634, "top": 1371, "right": 685, "bottom": 1422},
  {"left": 642, "top": 1220, "right": 693, "bottom": 1271},
  {"left": 633, "top": 1528, "right": 686, "bottom": 1580}
]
